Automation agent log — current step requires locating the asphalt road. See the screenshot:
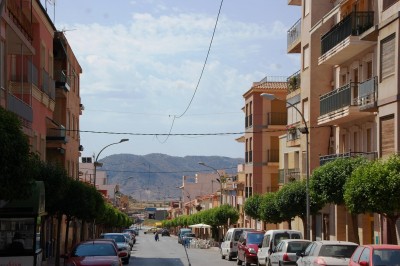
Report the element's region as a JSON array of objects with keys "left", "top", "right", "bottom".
[{"left": 128, "top": 230, "right": 239, "bottom": 266}]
